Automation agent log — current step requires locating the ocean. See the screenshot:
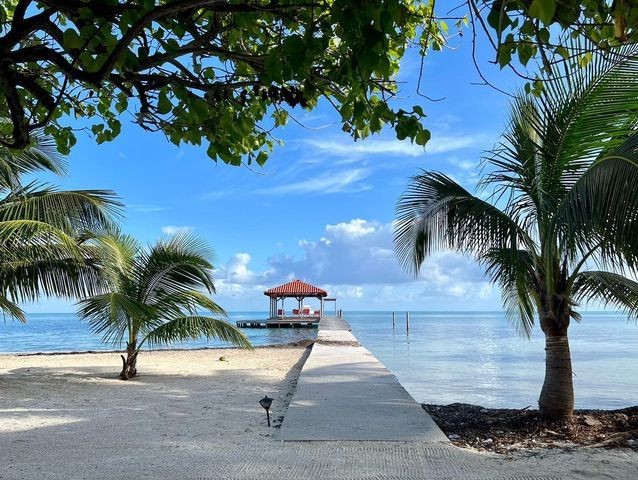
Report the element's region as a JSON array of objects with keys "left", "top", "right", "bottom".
[{"left": 1, "top": 310, "right": 636, "bottom": 409}]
